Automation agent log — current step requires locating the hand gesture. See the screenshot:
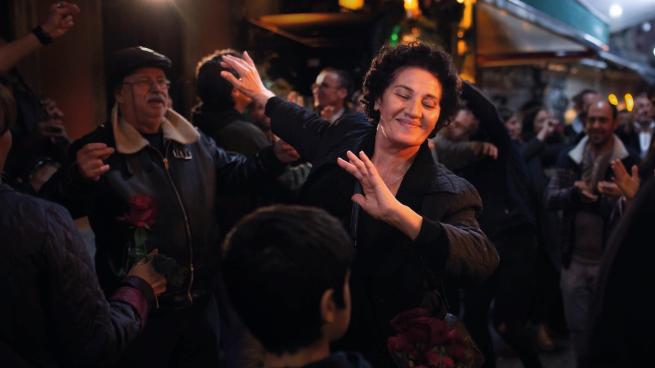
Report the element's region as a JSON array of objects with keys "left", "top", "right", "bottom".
[
  {"left": 42, "top": 98, "right": 64, "bottom": 119},
  {"left": 320, "top": 105, "right": 336, "bottom": 121},
  {"left": 574, "top": 180, "right": 598, "bottom": 203},
  {"left": 597, "top": 180, "right": 622, "bottom": 198},
  {"left": 273, "top": 139, "right": 300, "bottom": 163},
  {"left": 536, "top": 119, "right": 557, "bottom": 142},
  {"left": 41, "top": 2, "right": 81, "bottom": 40},
  {"left": 219, "top": 51, "right": 275, "bottom": 105},
  {"left": 610, "top": 159, "right": 640, "bottom": 199},
  {"left": 337, "top": 150, "right": 401, "bottom": 220},
  {"left": 76, "top": 143, "right": 114, "bottom": 181},
  {"left": 337, "top": 150, "right": 423, "bottom": 239},
  {"left": 128, "top": 250, "right": 167, "bottom": 296},
  {"left": 36, "top": 119, "right": 69, "bottom": 143},
  {"left": 480, "top": 142, "right": 498, "bottom": 160}
]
